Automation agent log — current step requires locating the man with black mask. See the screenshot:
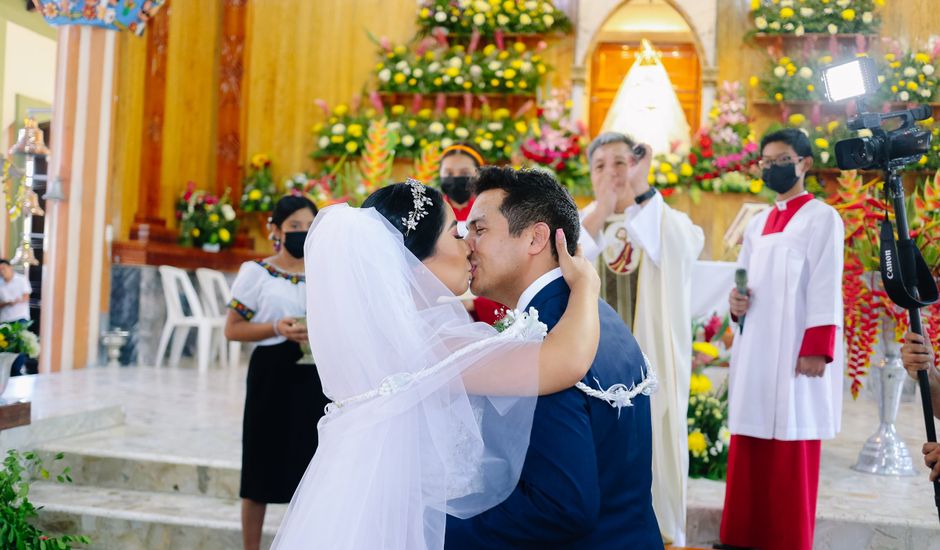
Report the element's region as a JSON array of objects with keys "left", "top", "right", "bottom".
[{"left": 720, "top": 128, "right": 845, "bottom": 550}]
